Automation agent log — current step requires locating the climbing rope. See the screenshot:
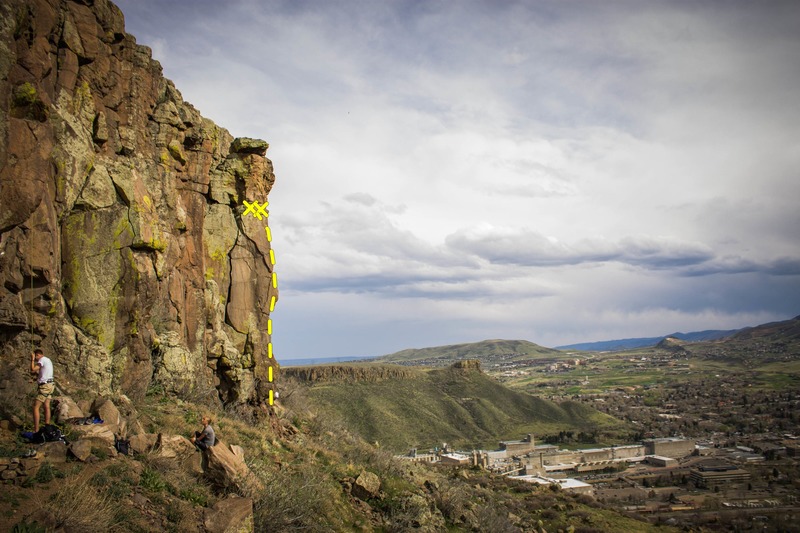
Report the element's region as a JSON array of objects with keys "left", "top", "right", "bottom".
[{"left": 30, "top": 267, "right": 33, "bottom": 352}]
